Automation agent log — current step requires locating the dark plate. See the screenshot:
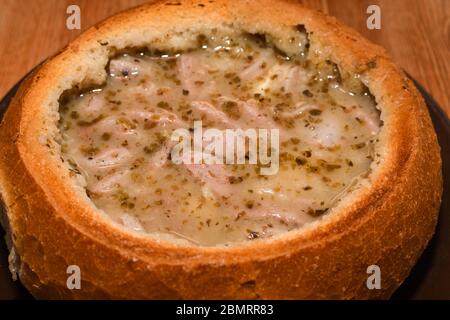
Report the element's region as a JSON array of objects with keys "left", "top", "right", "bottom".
[{"left": 0, "top": 71, "right": 448, "bottom": 300}]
